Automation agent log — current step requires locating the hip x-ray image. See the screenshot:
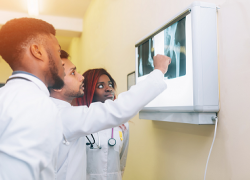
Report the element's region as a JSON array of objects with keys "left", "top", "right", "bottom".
[
  {"left": 138, "top": 17, "right": 186, "bottom": 79},
  {"left": 164, "top": 17, "right": 186, "bottom": 79}
]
